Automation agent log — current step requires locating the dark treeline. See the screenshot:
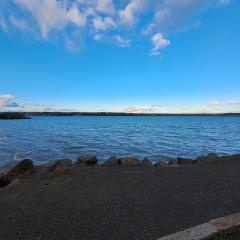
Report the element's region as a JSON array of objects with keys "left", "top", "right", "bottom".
[
  {"left": 0, "top": 112, "right": 30, "bottom": 119},
  {"left": 1, "top": 112, "right": 240, "bottom": 119},
  {"left": 19, "top": 112, "right": 240, "bottom": 117}
]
